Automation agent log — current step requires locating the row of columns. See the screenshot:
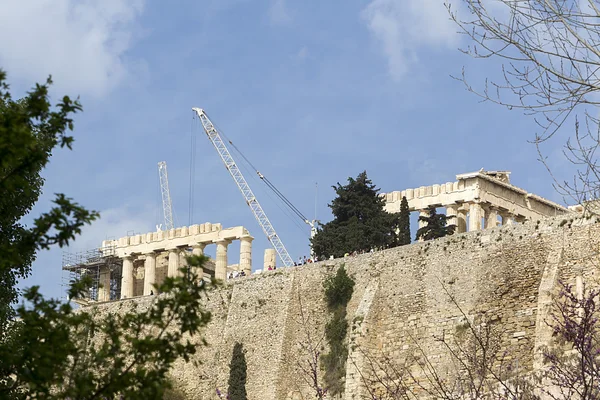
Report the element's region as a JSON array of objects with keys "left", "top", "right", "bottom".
[
  {"left": 119, "top": 235, "right": 253, "bottom": 299},
  {"left": 417, "top": 202, "right": 523, "bottom": 236}
]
